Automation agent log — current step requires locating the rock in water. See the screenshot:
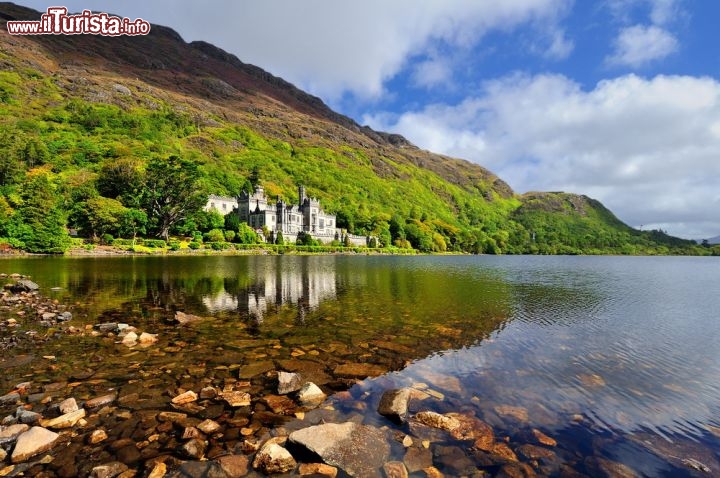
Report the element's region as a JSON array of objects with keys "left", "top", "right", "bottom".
[
  {"left": 253, "top": 442, "right": 297, "bottom": 474},
  {"left": 377, "top": 388, "right": 411, "bottom": 423},
  {"left": 89, "top": 461, "right": 129, "bottom": 478},
  {"left": 11, "top": 427, "right": 59, "bottom": 463},
  {"left": 289, "top": 422, "right": 390, "bottom": 477},
  {"left": 297, "top": 382, "right": 326, "bottom": 407},
  {"left": 278, "top": 371, "right": 304, "bottom": 394},
  {"left": 40, "top": 409, "right": 85, "bottom": 429},
  {"left": 11, "top": 279, "right": 39, "bottom": 293},
  {"left": 175, "top": 311, "right": 203, "bottom": 325}
]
